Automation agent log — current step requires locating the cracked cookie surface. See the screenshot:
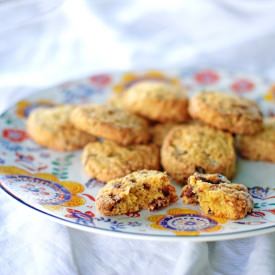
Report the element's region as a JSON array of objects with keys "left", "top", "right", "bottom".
[
  {"left": 161, "top": 123, "right": 236, "bottom": 182},
  {"left": 82, "top": 141, "right": 160, "bottom": 182},
  {"left": 236, "top": 117, "right": 275, "bottom": 162},
  {"left": 27, "top": 105, "right": 96, "bottom": 151},
  {"left": 96, "top": 170, "right": 178, "bottom": 216},
  {"left": 71, "top": 104, "right": 150, "bottom": 145},
  {"left": 181, "top": 173, "right": 253, "bottom": 220},
  {"left": 189, "top": 91, "right": 263, "bottom": 135},
  {"left": 121, "top": 81, "right": 189, "bottom": 122}
]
